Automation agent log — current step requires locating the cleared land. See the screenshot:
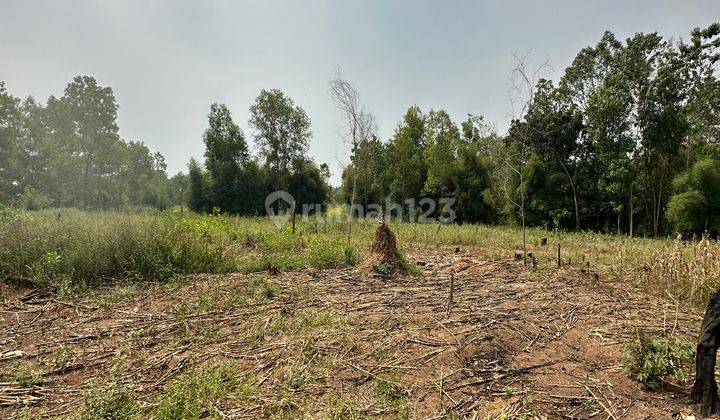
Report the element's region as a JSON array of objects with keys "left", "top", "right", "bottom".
[{"left": 0, "top": 211, "right": 717, "bottom": 418}]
